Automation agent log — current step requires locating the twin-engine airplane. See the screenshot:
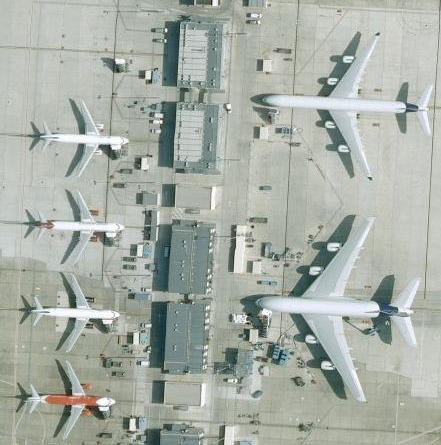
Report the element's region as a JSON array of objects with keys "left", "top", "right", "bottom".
[
  {"left": 27, "top": 361, "right": 115, "bottom": 439},
  {"left": 263, "top": 33, "right": 433, "bottom": 179},
  {"left": 257, "top": 217, "right": 419, "bottom": 402},
  {"left": 32, "top": 273, "right": 120, "bottom": 352},
  {"left": 33, "top": 190, "right": 124, "bottom": 264},
  {"left": 40, "top": 100, "right": 129, "bottom": 176}
]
